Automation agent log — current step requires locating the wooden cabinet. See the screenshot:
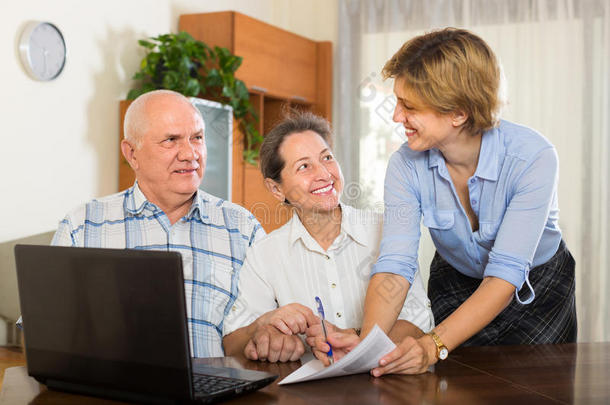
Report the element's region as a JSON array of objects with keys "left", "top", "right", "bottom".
[
  {"left": 119, "top": 11, "right": 332, "bottom": 233},
  {"left": 179, "top": 12, "right": 329, "bottom": 105}
]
